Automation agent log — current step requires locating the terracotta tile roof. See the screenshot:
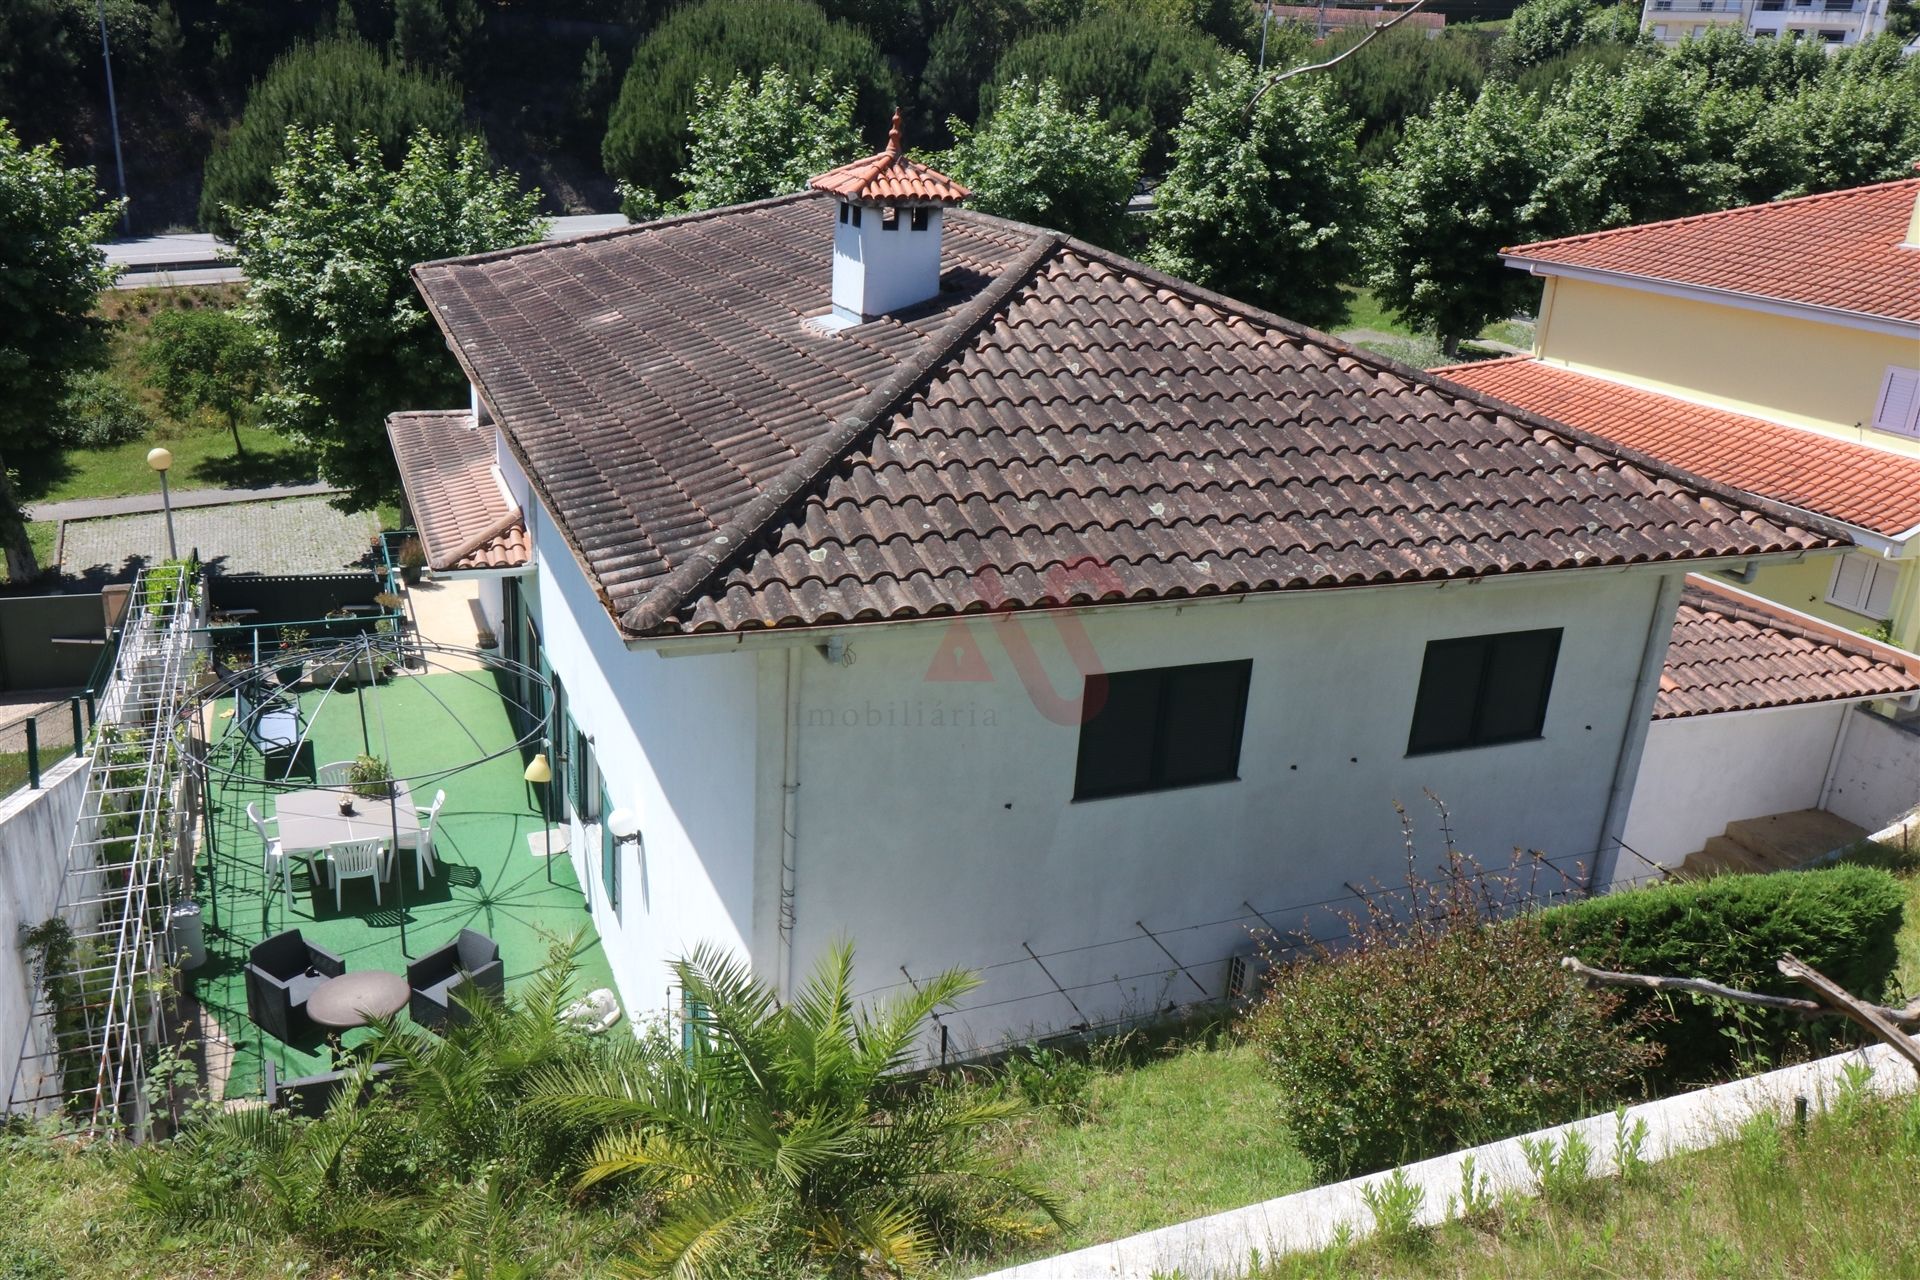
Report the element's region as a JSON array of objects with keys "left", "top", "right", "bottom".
[
  {"left": 810, "top": 112, "right": 970, "bottom": 205},
  {"left": 409, "top": 193, "right": 1842, "bottom": 639},
  {"left": 1432, "top": 357, "right": 1920, "bottom": 538},
  {"left": 386, "top": 410, "right": 528, "bottom": 572},
  {"left": 1657, "top": 575, "right": 1920, "bottom": 719},
  {"left": 1503, "top": 177, "right": 1920, "bottom": 325}
]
